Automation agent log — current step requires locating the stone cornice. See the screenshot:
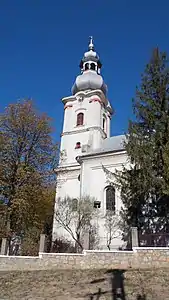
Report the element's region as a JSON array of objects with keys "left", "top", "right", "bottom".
[
  {"left": 62, "top": 89, "right": 109, "bottom": 105},
  {"left": 64, "top": 104, "right": 73, "bottom": 110},
  {"left": 61, "top": 126, "right": 107, "bottom": 138},
  {"left": 76, "top": 149, "right": 127, "bottom": 163},
  {"left": 54, "top": 163, "right": 80, "bottom": 173},
  {"left": 89, "top": 97, "right": 102, "bottom": 104},
  {"left": 91, "top": 161, "right": 128, "bottom": 170},
  {"left": 62, "top": 90, "right": 113, "bottom": 116}
]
